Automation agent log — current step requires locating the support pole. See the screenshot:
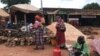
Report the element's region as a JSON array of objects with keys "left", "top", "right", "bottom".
[
  {"left": 41, "top": 0, "right": 43, "bottom": 14},
  {"left": 8, "top": 9, "right": 11, "bottom": 23},
  {"left": 24, "top": 14, "right": 27, "bottom": 31},
  {"left": 67, "top": 13, "right": 69, "bottom": 22},
  {"left": 15, "top": 15, "right": 17, "bottom": 24}
]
